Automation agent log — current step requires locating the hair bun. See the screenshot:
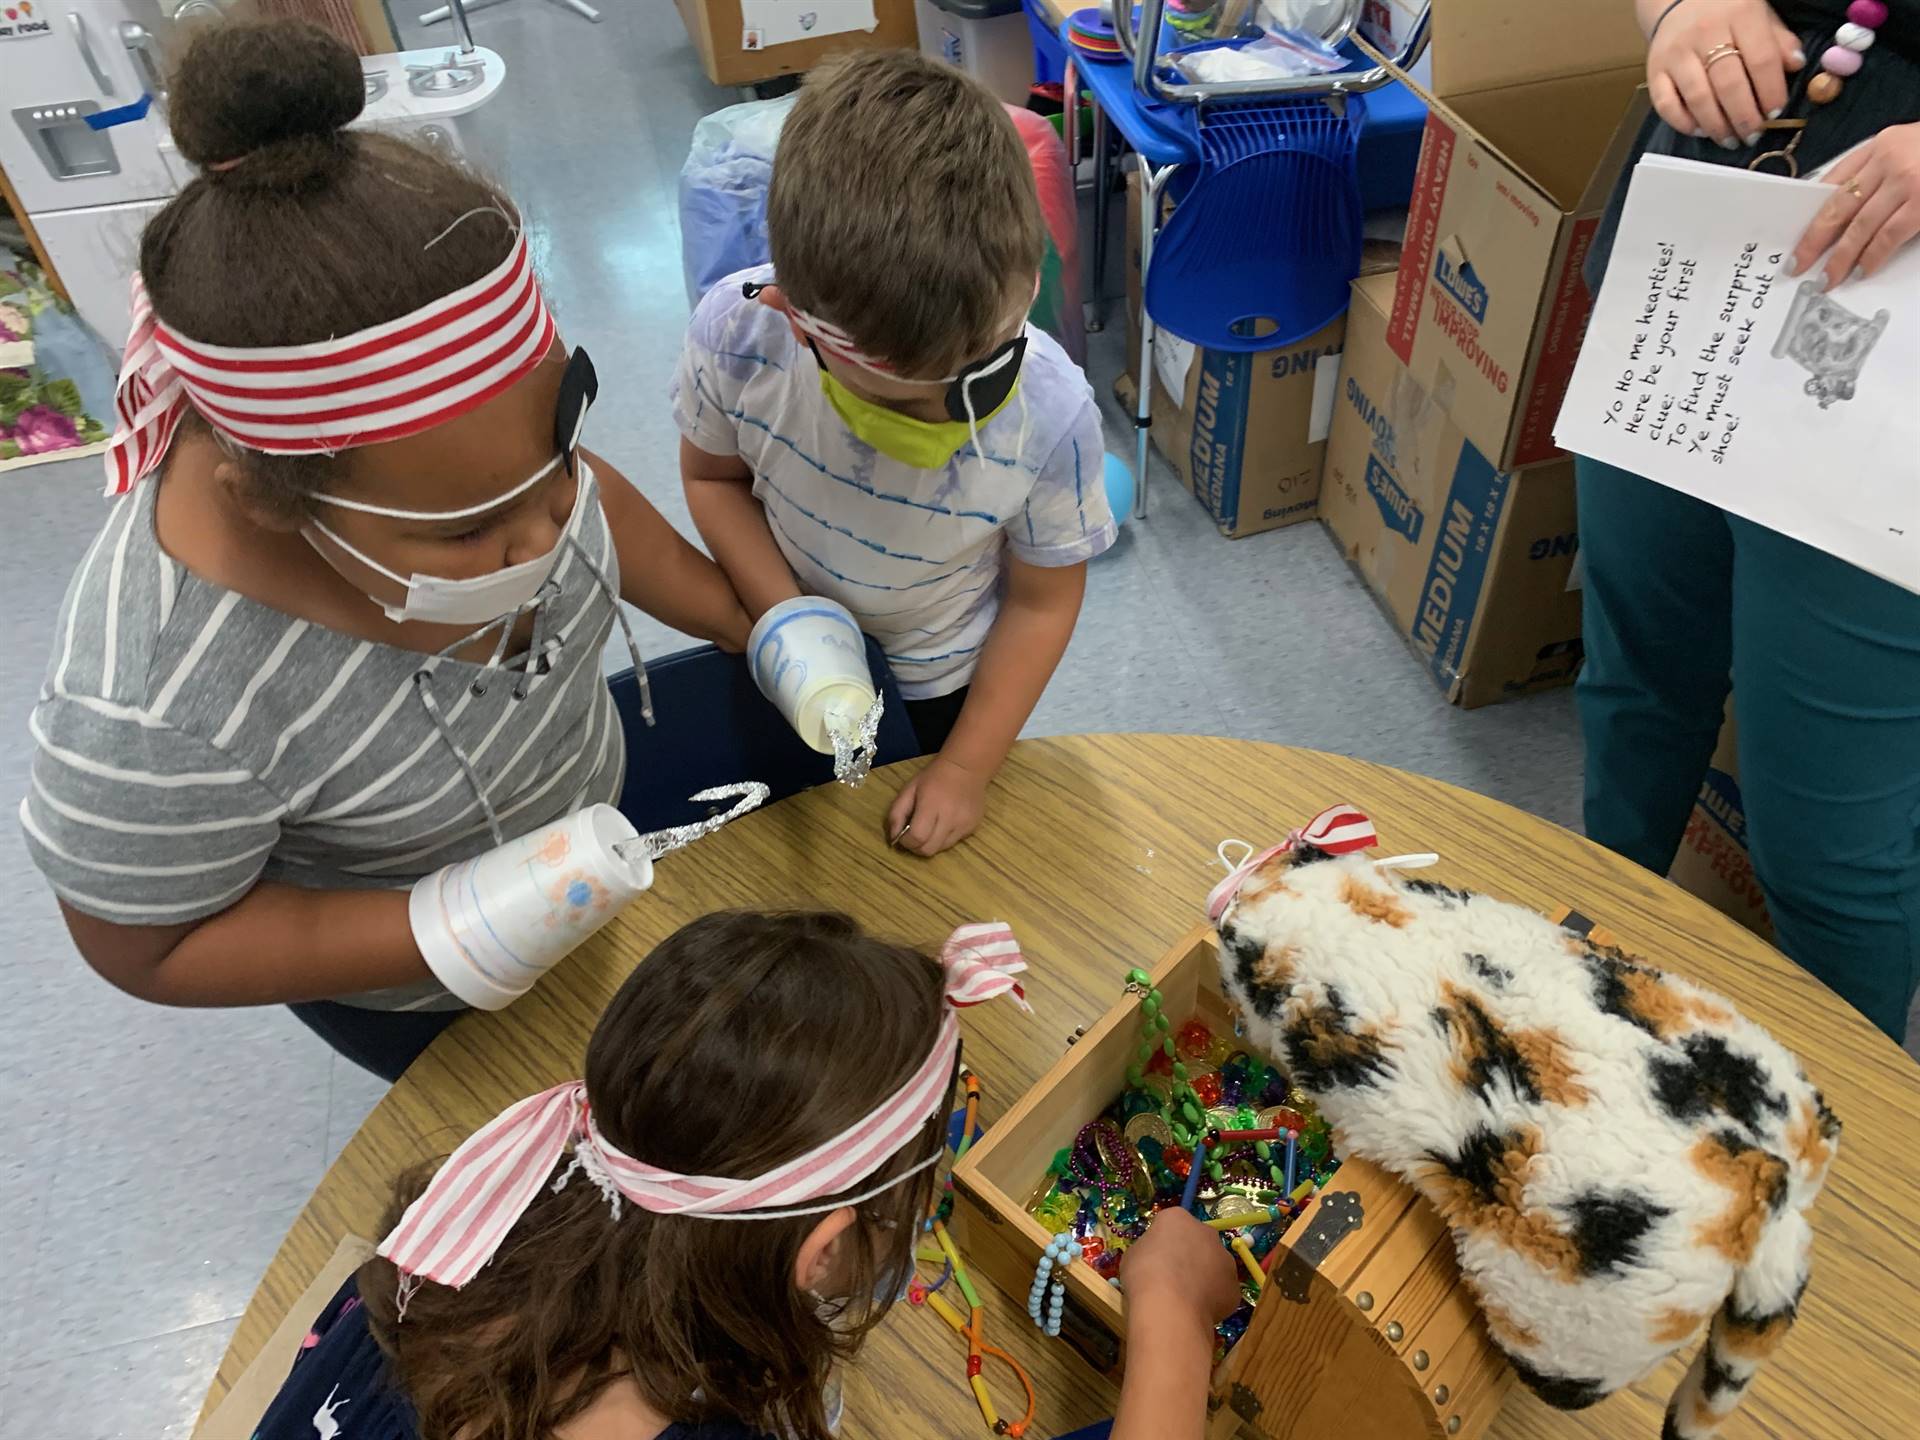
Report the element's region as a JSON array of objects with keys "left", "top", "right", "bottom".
[{"left": 168, "top": 18, "right": 365, "bottom": 186}]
